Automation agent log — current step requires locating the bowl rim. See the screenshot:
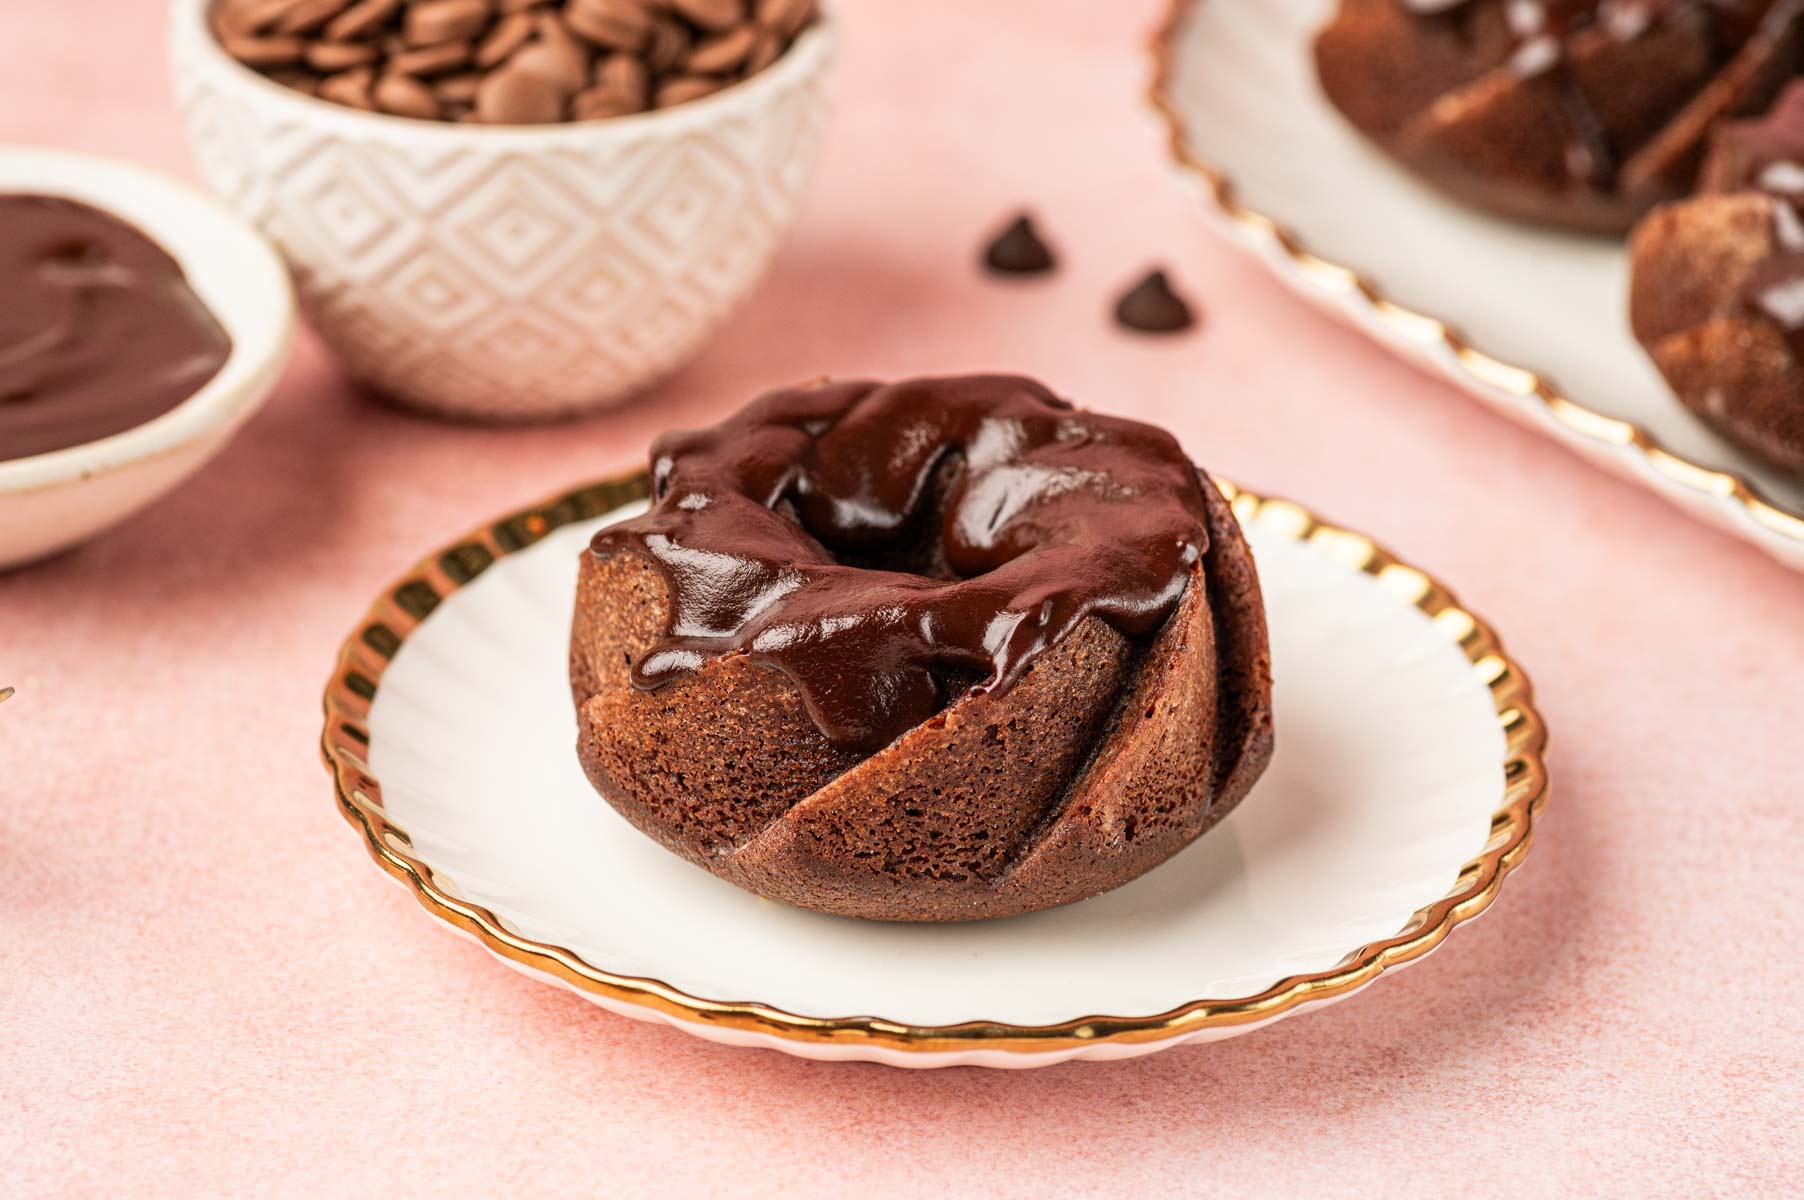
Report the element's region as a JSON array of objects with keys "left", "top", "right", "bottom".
[
  {"left": 169, "top": 0, "right": 836, "bottom": 143},
  {"left": 320, "top": 469, "right": 1551, "bottom": 1059},
  {"left": 0, "top": 145, "right": 295, "bottom": 495}
]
